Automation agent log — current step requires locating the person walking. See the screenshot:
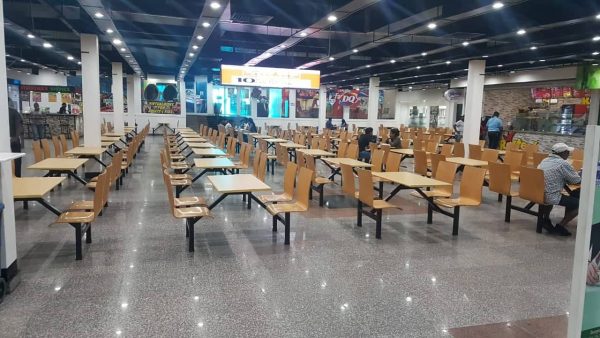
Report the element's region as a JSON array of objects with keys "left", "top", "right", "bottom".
[
  {"left": 8, "top": 98, "right": 24, "bottom": 177},
  {"left": 30, "top": 102, "right": 45, "bottom": 140},
  {"left": 486, "top": 111, "right": 503, "bottom": 149}
]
